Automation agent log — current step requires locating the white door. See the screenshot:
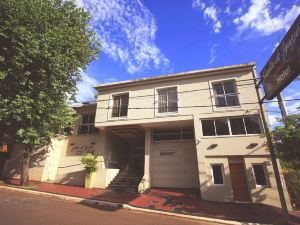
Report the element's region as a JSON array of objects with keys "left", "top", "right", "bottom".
[{"left": 151, "top": 141, "right": 199, "bottom": 188}]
